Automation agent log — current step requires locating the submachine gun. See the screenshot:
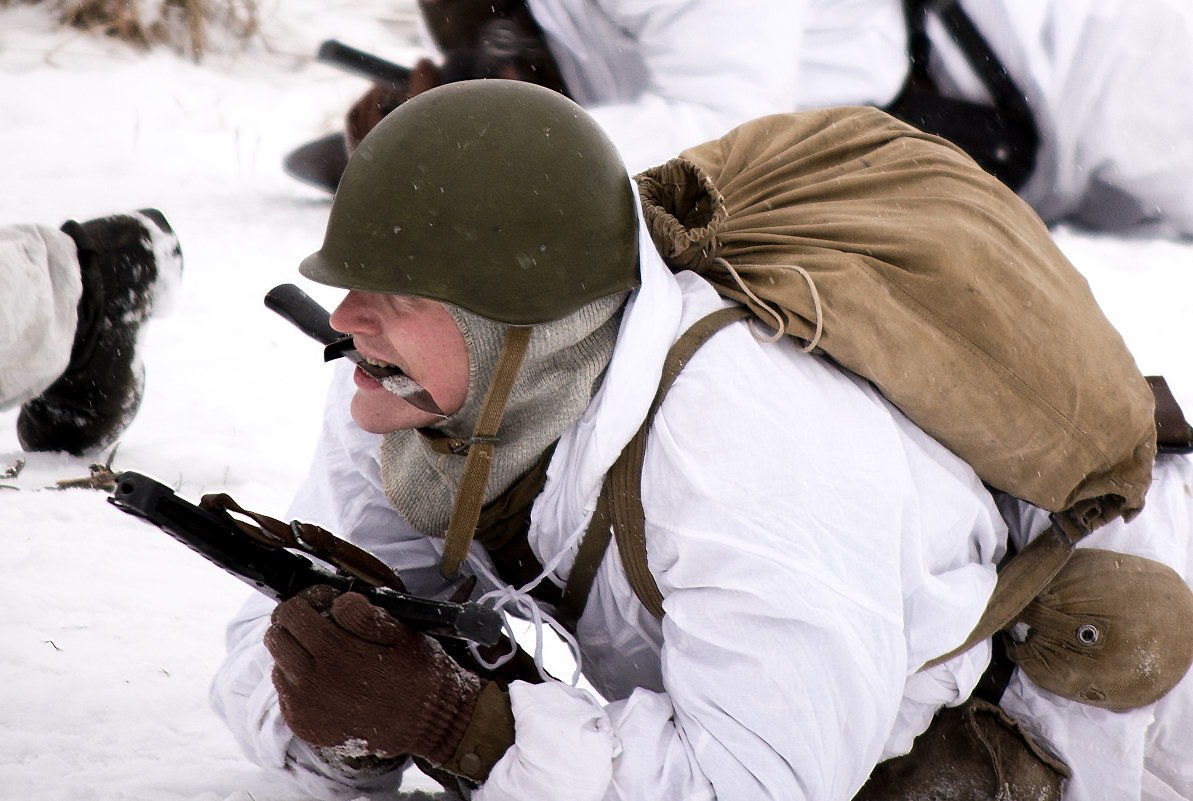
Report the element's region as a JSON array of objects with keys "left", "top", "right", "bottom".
[{"left": 108, "top": 471, "right": 503, "bottom": 646}]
